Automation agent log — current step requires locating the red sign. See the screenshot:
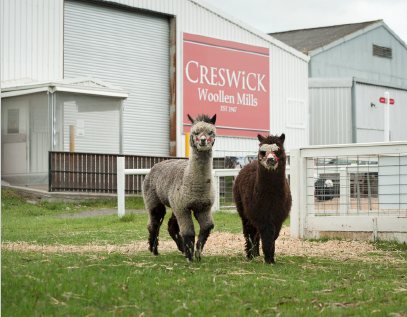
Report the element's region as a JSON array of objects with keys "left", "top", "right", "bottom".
[
  {"left": 183, "top": 33, "right": 270, "bottom": 137},
  {"left": 379, "top": 97, "right": 395, "bottom": 104}
]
